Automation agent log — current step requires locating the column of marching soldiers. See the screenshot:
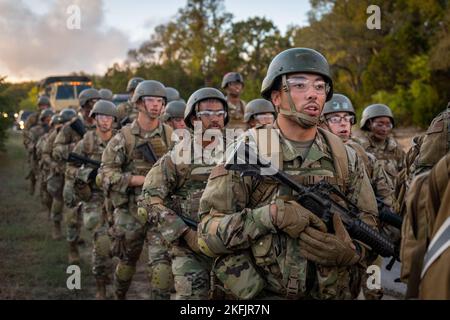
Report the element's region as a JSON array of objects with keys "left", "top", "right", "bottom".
[{"left": 22, "top": 48, "right": 450, "bottom": 300}]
